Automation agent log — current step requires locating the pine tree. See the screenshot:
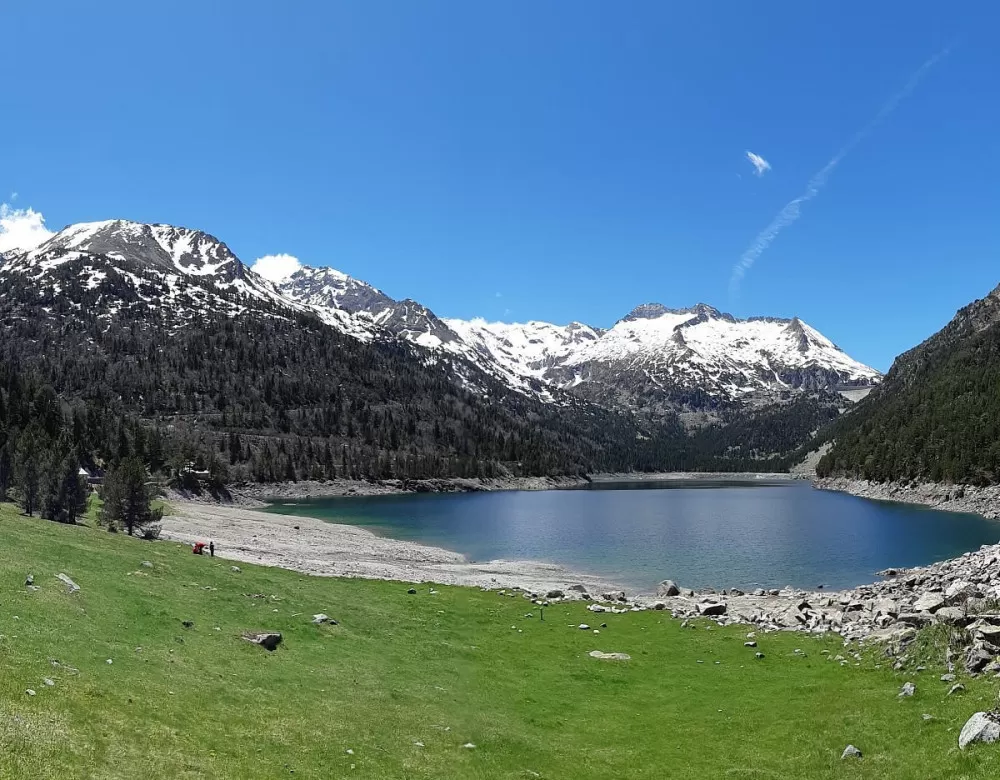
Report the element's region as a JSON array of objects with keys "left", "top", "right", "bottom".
[
  {"left": 14, "top": 428, "right": 42, "bottom": 516},
  {"left": 44, "top": 453, "right": 89, "bottom": 524},
  {"left": 100, "top": 457, "right": 163, "bottom": 537}
]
